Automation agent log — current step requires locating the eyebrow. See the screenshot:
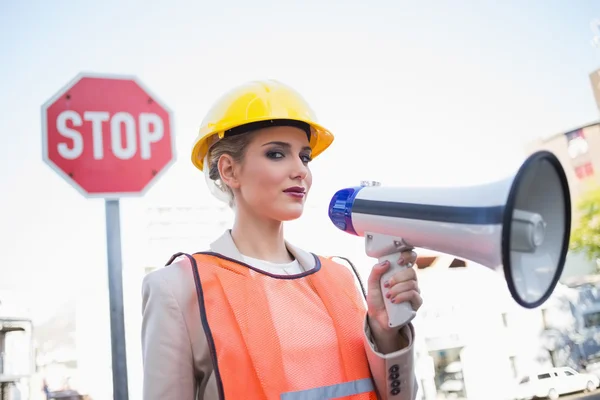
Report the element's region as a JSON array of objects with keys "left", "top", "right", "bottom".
[{"left": 262, "top": 141, "right": 311, "bottom": 152}]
